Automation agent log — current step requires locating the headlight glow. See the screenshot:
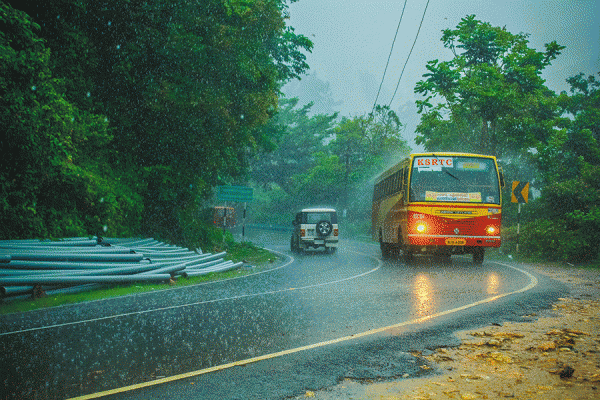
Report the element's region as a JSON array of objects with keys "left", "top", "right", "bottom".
[
  {"left": 416, "top": 222, "right": 427, "bottom": 233},
  {"left": 486, "top": 226, "right": 497, "bottom": 235}
]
